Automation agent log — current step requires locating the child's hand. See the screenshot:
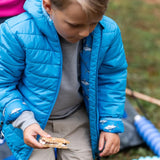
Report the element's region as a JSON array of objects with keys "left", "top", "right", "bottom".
[
  {"left": 99, "top": 131, "right": 120, "bottom": 157},
  {"left": 23, "top": 123, "right": 51, "bottom": 149}
]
